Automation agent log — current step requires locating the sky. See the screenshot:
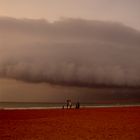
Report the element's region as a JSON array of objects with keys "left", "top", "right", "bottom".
[
  {"left": 0, "top": 0, "right": 140, "bottom": 102},
  {"left": 0, "top": 0, "right": 140, "bottom": 30}
]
